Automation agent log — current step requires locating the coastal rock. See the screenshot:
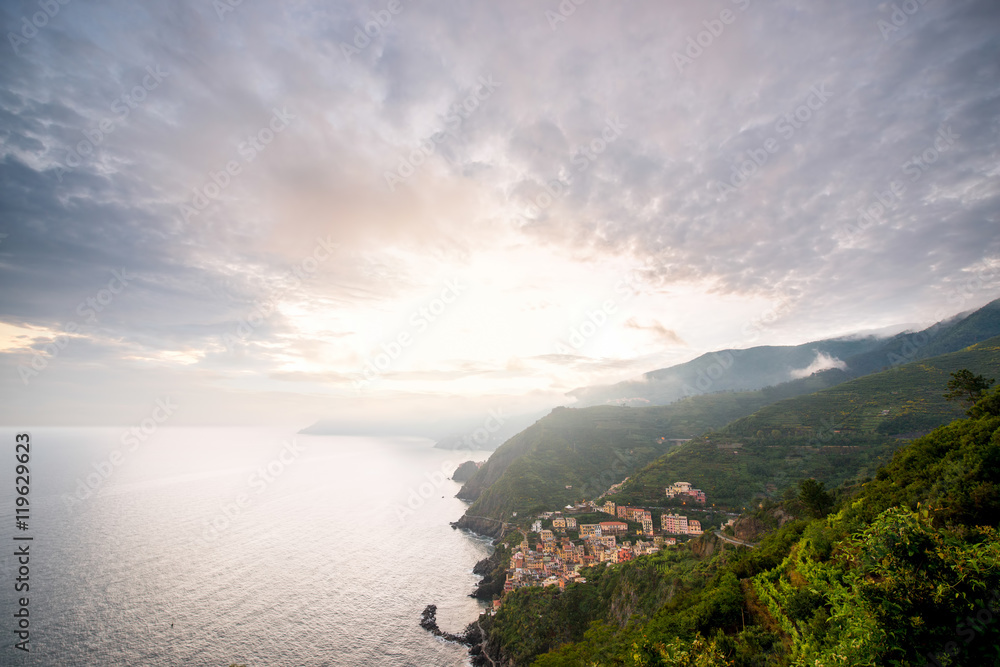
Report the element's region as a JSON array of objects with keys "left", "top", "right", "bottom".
[
  {"left": 451, "top": 460, "right": 481, "bottom": 483},
  {"left": 451, "top": 514, "right": 504, "bottom": 539},
  {"left": 418, "top": 604, "right": 485, "bottom": 648}
]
